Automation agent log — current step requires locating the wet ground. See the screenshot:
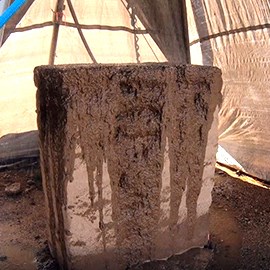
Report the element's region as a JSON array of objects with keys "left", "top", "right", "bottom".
[
  {"left": 0, "top": 167, "right": 46, "bottom": 270},
  {"left": 0, "top": 167, "right": 270, "bottom": 269},
  {"left": 209, "top": 170, "right": 270, "bottom": 270}
]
